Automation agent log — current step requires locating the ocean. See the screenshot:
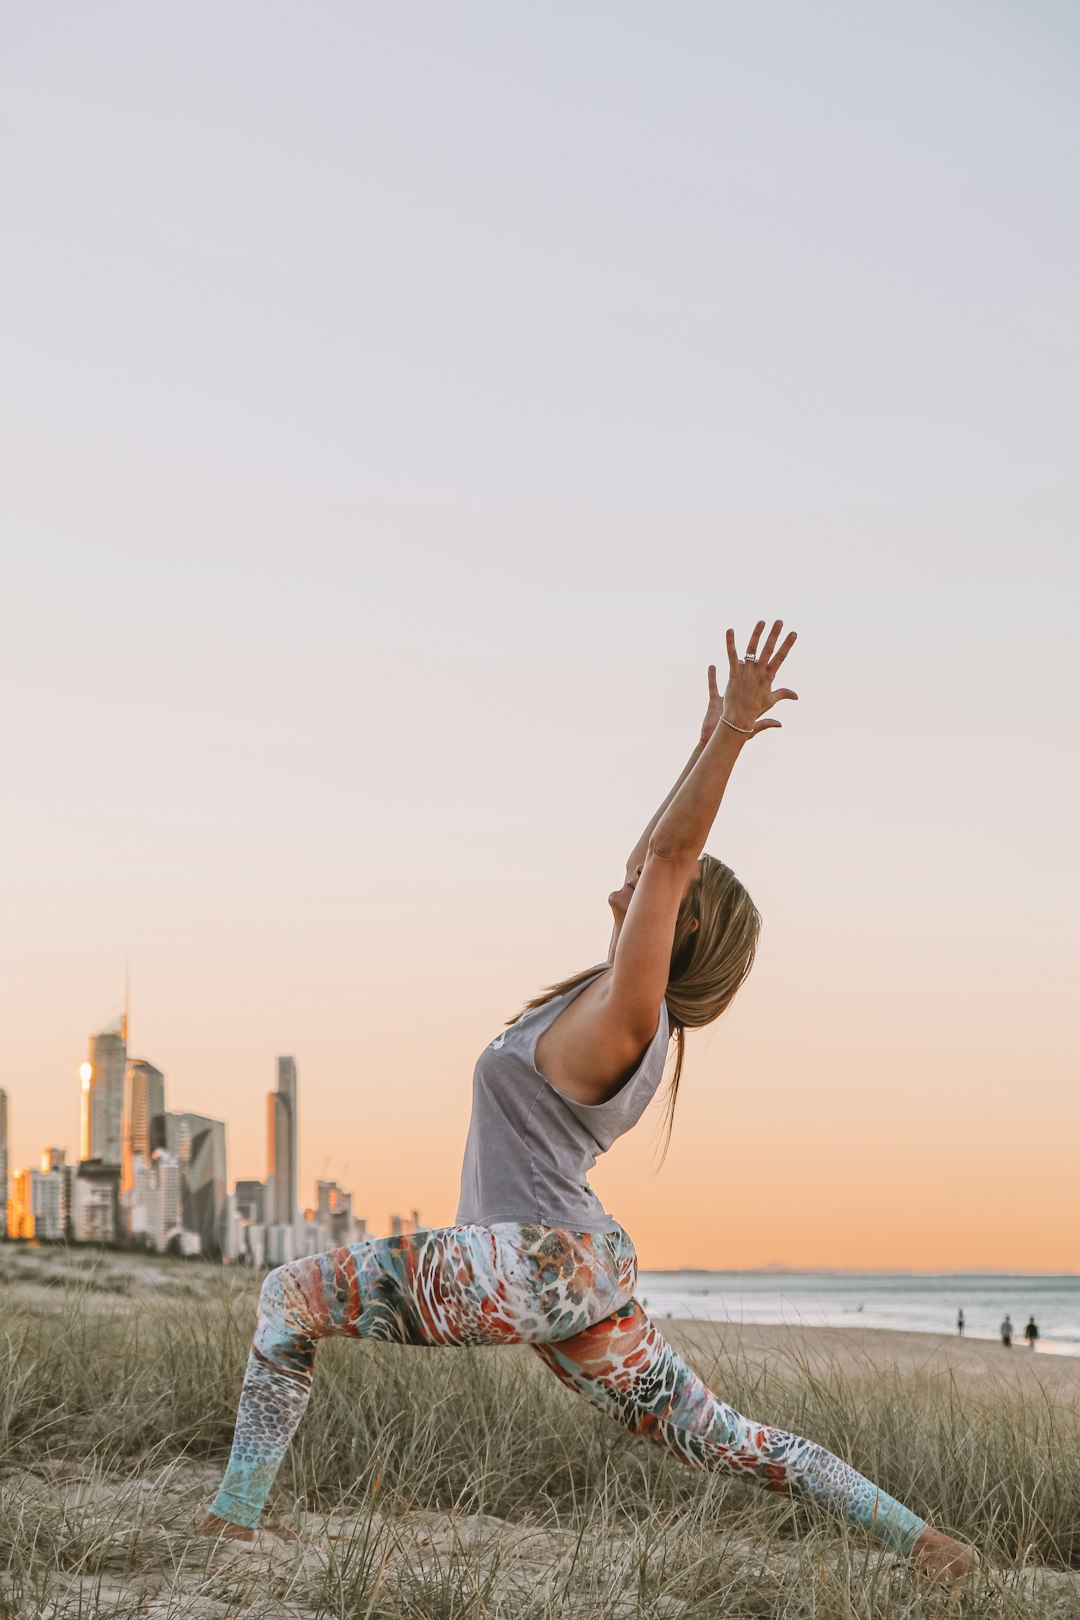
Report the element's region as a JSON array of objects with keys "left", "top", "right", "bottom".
[{"left": 635, "top": 1270, "right": 1080, "bottom": 1355}]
